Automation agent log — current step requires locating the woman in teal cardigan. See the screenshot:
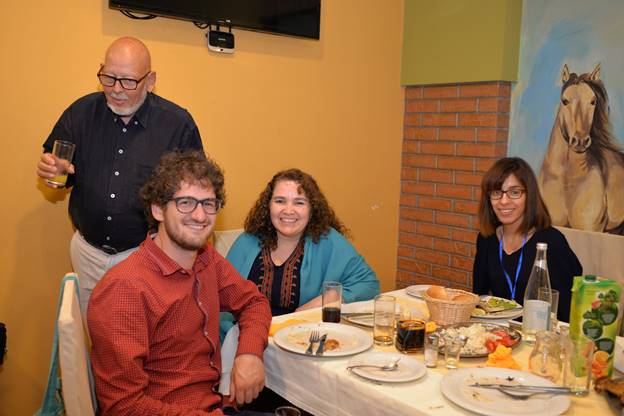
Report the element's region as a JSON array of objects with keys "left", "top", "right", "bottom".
[{"left": 221, "top": 168, "right": 380, "bottom": 338}]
